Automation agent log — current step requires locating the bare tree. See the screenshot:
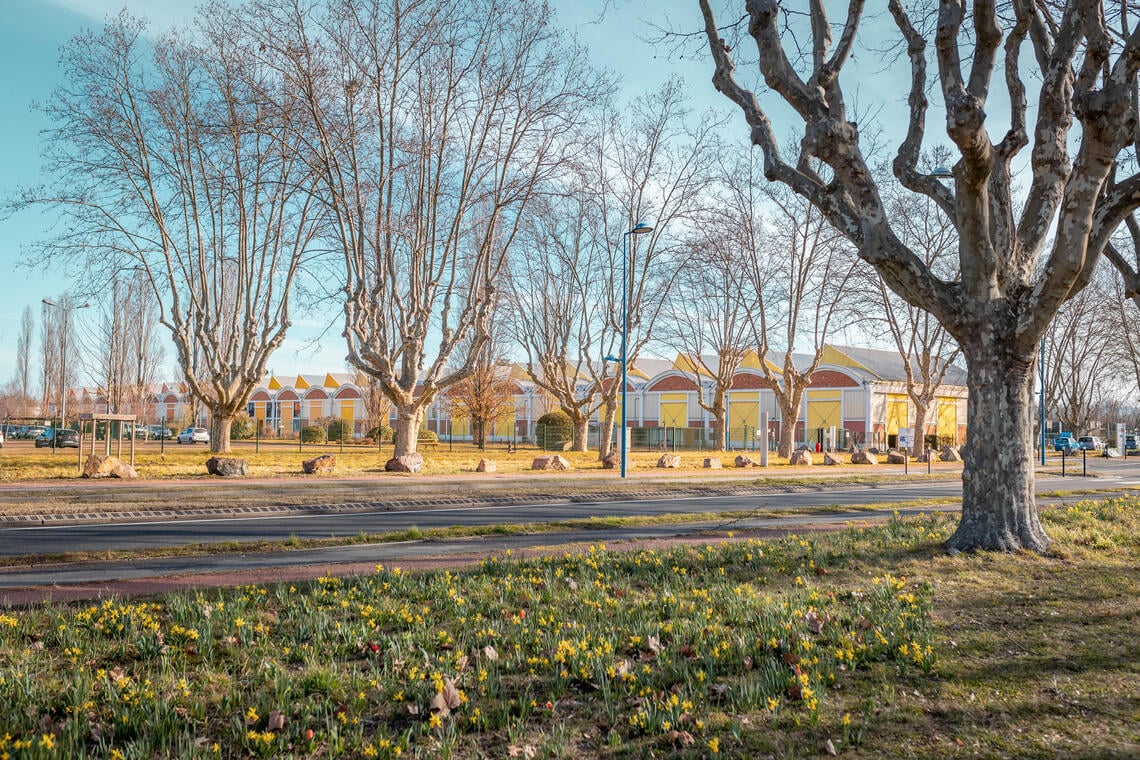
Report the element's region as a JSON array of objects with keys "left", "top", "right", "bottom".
[
  {"left": 14, "top": 306, "right": 34, "bottom": 415},
  {"left": 864, "top": 154, "right": 962, "bottom": 452},
  {"left": 26, "top": 10, "right": 321, "bottom": 452},
  {"left": 90, "top": 277, "right": 132, "bottom": 414},
  {"left": 354, "top": 370, "right": 393, "bottom": 440},
  {"left": 657, "top": 231, "right": 751, "bottom": 452},
  {"left": 696, "top": 1, "right": 1140, "bottom": 552},
  {"left": 591, "top": 81, "right": 720, "bottom": 460},
  {"left": 251, "top": 0, "right": 601, "bottom": 459},
  {"left": 720, "top": 151, "right": 857, "bottom": 458},
  {"left": 506, "top": 191, "right": 604, "bottom": 451},
  {"left": 121, "top": 271, "right": 166, "bottom": 422},
  {"left": 39, "top": 306, "right": 59, "bottom": 418},
  {"left": 39, "top": 294, "right": 82, "bottom": 425},
  {"left": 1044, "top": 271, "right": 1119, "bottom": 435}
]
